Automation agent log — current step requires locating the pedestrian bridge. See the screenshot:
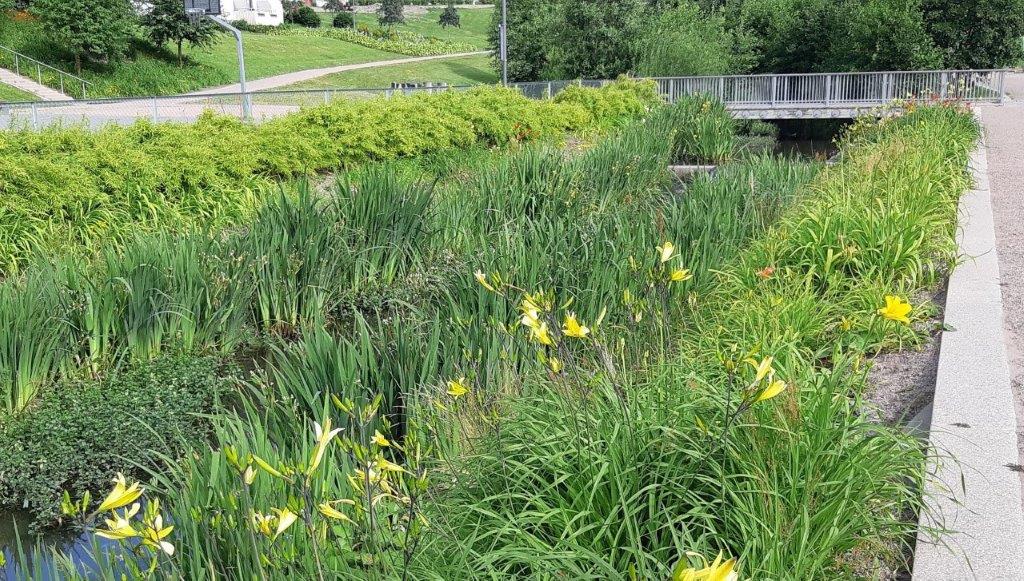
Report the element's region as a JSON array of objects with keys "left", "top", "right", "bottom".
[
  {"left": 516, "top": 69, "right": 1008, "bottom": 119},
  {"left": 0, "top": 69, "right": 1008, "bottom": 129}
]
